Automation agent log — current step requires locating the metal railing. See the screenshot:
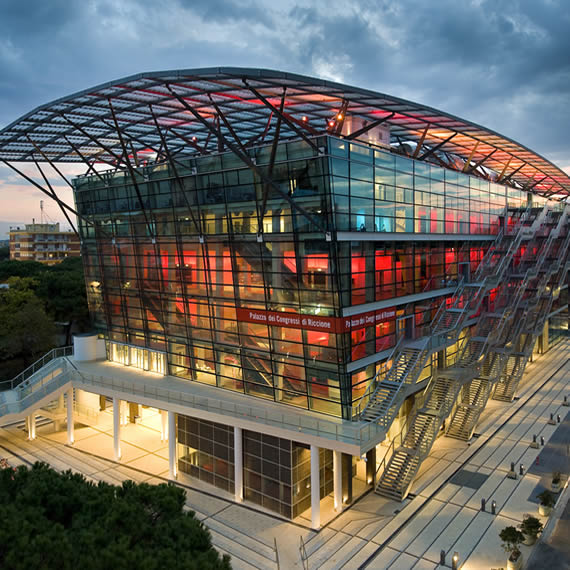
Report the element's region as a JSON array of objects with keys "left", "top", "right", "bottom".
[
  {"left": 356, "top": 208, "right": 527, "bottom": 423},
  {"left": 0, "top": 346, "right": 73, "bottom": 391},
  {"left": 0, "top": 359, "right": 72, "bottom": 416}
]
